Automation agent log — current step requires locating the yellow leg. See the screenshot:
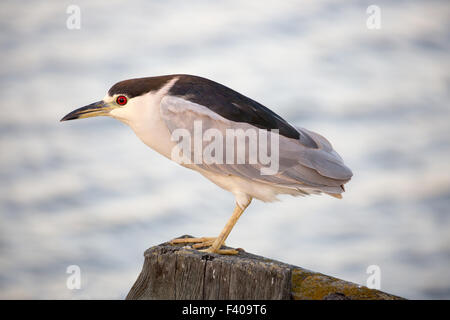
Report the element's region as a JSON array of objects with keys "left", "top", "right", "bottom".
[{"left": 202, "top": 199, "right": 251, "bottom": 255}]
